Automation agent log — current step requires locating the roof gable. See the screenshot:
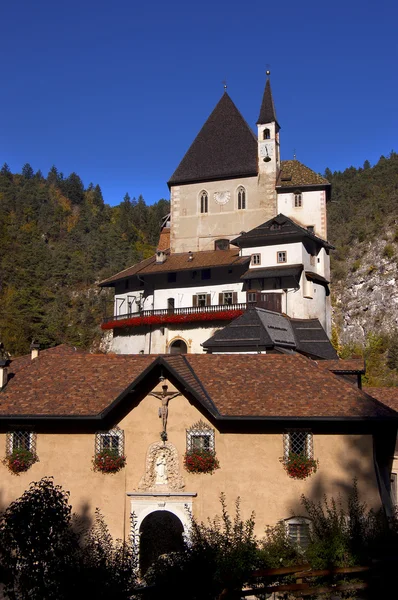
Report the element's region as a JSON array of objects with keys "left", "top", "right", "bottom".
[
  {"left": 1, "top": 347, "right": 395, "bottom": 422},
  {"left": 168, "top": 92, "right": 258, "bottom": 186},
  {"left": 231, "top": 213, "right": 334, "bottom": 249}
]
